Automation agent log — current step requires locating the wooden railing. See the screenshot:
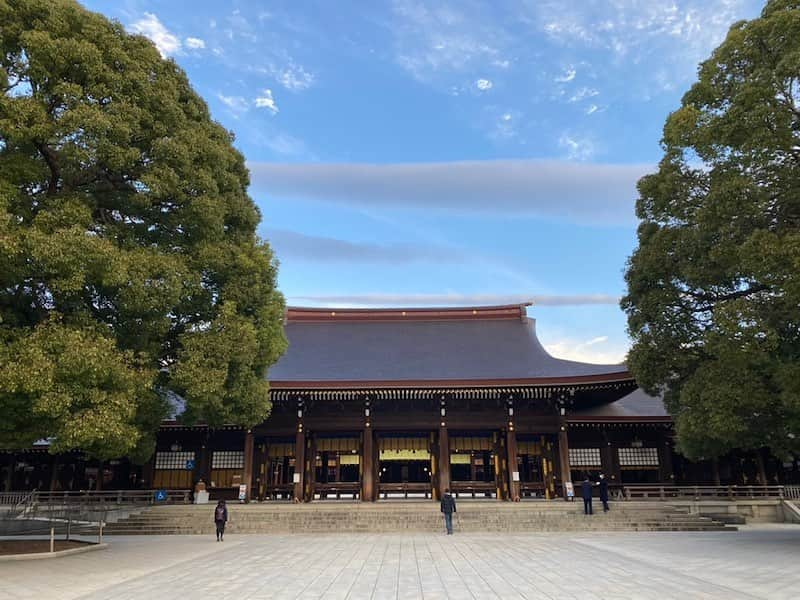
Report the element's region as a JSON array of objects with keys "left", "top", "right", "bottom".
[
  {"left": 451, "top": 481, "right": 496, "bottom": 498},
  {"left": 620, "top": 485, "right": 787, "bottom": 500},
  {"left": 784, "top": 485, "right": 800, "bottom": 500},
  {"left": 314, "top": 482, "right": 360, "bottom": 500},
  {"left": 379, "top": 482, "right": 432, "bottom": 499}
]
